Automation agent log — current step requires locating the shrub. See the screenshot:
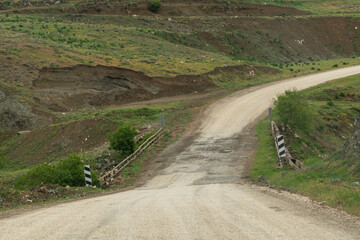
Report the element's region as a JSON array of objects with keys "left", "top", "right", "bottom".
[
  {"left": 339, "top": 92, "right": 345, "bottom": 97},
  {"left": 15, "top": 154, "right": 98, "bottom": 189},
  {"left": 109, "top": 126, "right": 137, "bottom": 156},
  {"left": 327, "top": 101, "right": 334, "bottom": 107},
  {"left": 274, "top": 89, "right": 313, "bottom": 132},
  {"left": 148, "top": 0, "right": 161, "bottom": 12},
  {"left": 332, "top": 64, "right": 338, "bottom": 68}
]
